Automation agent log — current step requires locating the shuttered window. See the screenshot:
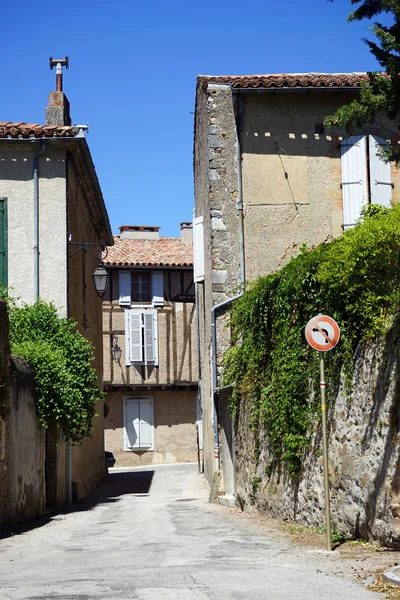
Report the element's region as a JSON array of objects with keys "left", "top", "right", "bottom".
[
  {"left": 125, "top": 309, "right": 158, "bottom": 365},
  {"left": 341, "top": 135, "right": 392, "bottom": 229},
  {"left": 124, "top": 397, "right": 154, "bottom": 451},
  {"left": 118, "top": 270, "right": 164, "bottom": 306},
  {"left": 0, "top": 198, "right": 7, "bottom": 287}
]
